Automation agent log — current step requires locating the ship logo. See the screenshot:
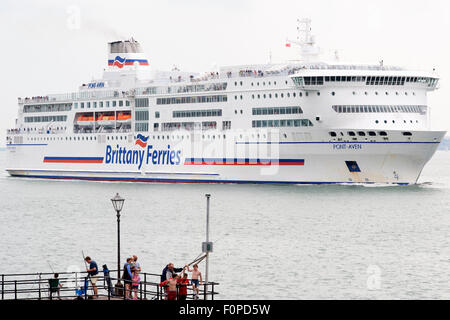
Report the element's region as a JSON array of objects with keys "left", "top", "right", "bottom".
[
  {"left": 135, "top": 134, "right": 149, "bottom": 148},
  {"left": 111, "top": 56, "right": 126, "bottom": 68}
]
